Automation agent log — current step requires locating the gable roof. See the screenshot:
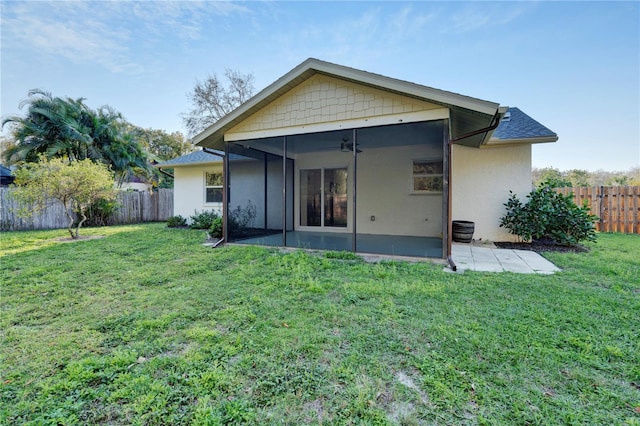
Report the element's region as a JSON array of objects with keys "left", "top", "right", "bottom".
[
  {"left": 488, "top": 107, "right": 558, "bottom": 145},
  {"left": 154, "top": 150, "right": 222, "bottom": 167},
  {"left": 194, "top": 58, "right": 503, "bottom": 149}
]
